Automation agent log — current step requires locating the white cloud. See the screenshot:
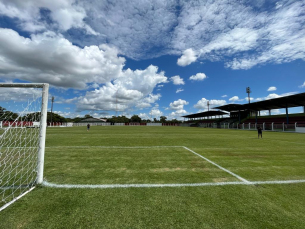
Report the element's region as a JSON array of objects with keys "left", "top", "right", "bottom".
[
  {"left": 194, "top": 98, "right": 226, "bottom": 110},
  {"left": 176, "top": 88, "right": 184, "bottom": 93},
  {"left": 200, "top": 28, "right": 258, "bottom": 56},
  {"left": 1, "top": 1, "right": 304, "bottom": 69},
  {"left": 221, "top": 95, "right": 227, "bottom": 98},
  {"left": 170, "top": 75, "right": 185, "bottom": 85},
  {"left": 226, "top": 1, "right": 305, "bottom": 69},
  {"left": 255, "top": 91, "right": 298, "bottom": 101},
  {"left": 0, "top": 87, "right": 41, "bottom": 102},
  {"left": 0, "top": 29, "right": 125, "bottom": 89},
  {"left": 299, "top": 82, "right": 305, "bottom": 88},
  {"left": 150, "top": 109, "right": 163, "bottom": 118},
  {"left": 136, "top": 94, "right": 161, "bottom": 109},
  {"left": 0, "top": 0, "right": 98, "bottom": 34},
  {"left": 168, "top": 109, "right": 188, "bottom": 120},
  {"left": 169, "top": 99, "right": 189, "bottom": 110},
  {"left": 177, "top": 48, "right": 197, "bottom": 66},
  {"left": 167, "top": 99, "right": 189, "bottom": 120},
  {"left": 267, "top": 86, "right": 277, "bottom": 91},
  {"left": 75, "top": 65, "right": 167, "bottom": 112},
  {"left": 189, "top": 73, "right": 207, "bottom": 81},
  {"left": 229, "top": 96, "right": 242, "bottom": 102}
]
